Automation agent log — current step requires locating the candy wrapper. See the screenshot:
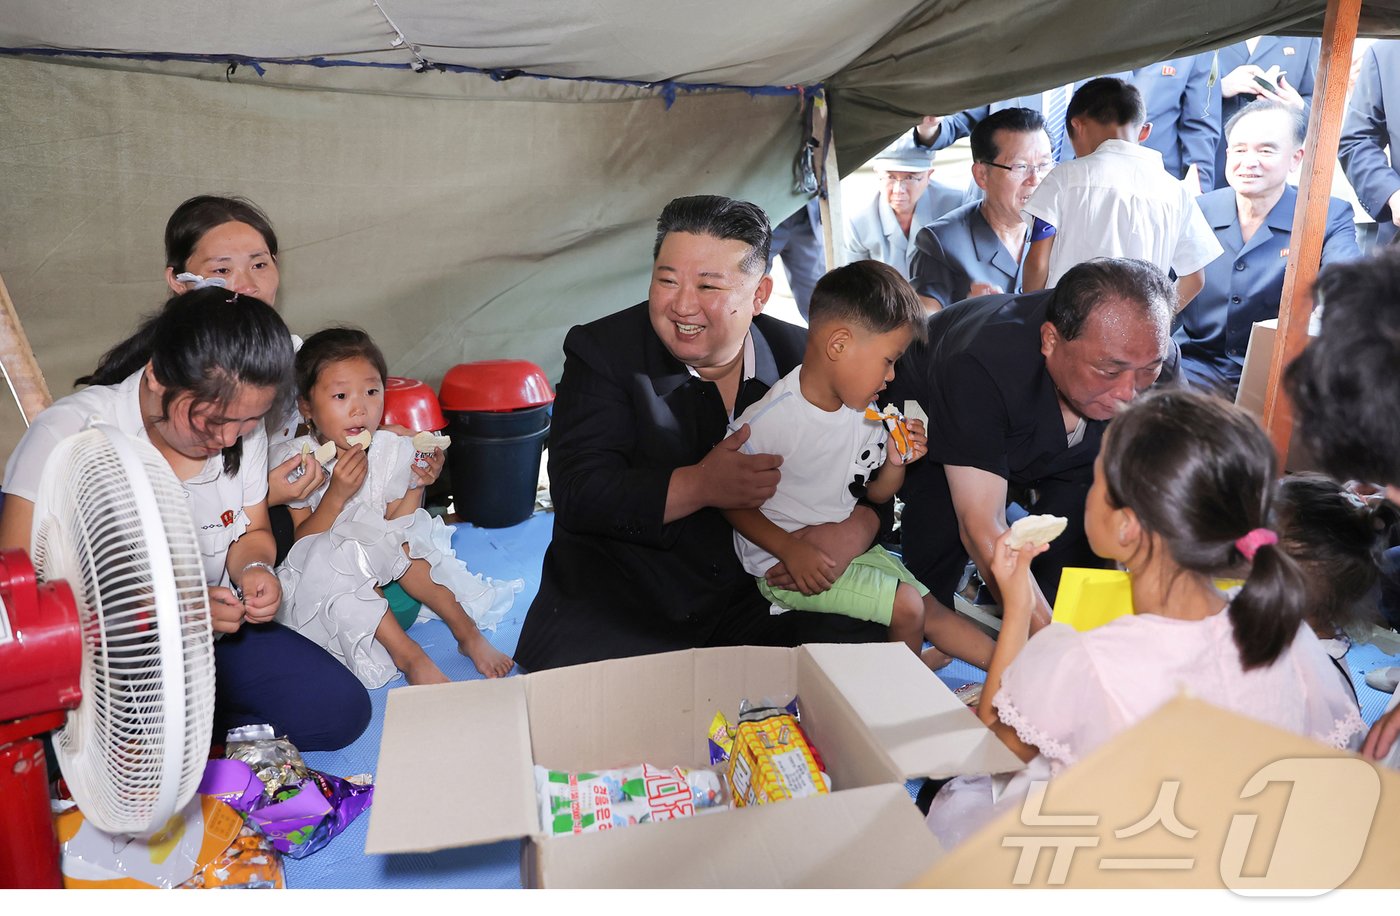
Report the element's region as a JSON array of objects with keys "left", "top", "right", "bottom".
[
  {"left": 57, "top": 795, "right": 278, "bottom": 889},
  {"left": 535, "top": 762, "right": 728, "bottom": 836},
  {"left": 207, "top": 738, "right": 375, "bottom": 859},
  {"left": 864, "top": 404, "right": 913, "bottom": 462},
  {"left": 225, "top": 724, "right": 311, "bottom": 796},
  {"left": 286, "top": 442, "right": 313, "bottom": 484},
  {"left": 709, "top": 698, "right": 829, "bottom": 807}
]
